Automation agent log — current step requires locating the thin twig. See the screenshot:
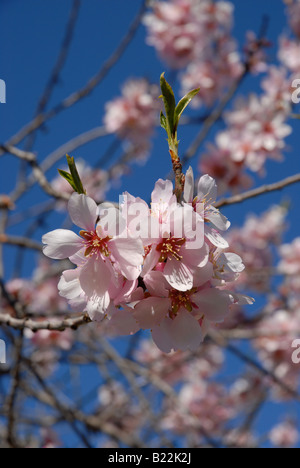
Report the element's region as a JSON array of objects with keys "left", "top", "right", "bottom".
[
  {"left": 215, "top": 172, "right": 300, "bottom": 208},
  {"left": 0, "top": 0, "right": 149, "bottom": 154},
  {"left": 0, "top": 312, "right": 91, "bottom": 332},
  {"left": 0, "top": 234, "right": 42, "bottom": 252}
]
